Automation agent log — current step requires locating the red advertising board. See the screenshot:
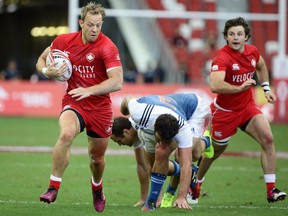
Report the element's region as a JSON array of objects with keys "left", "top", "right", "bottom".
[
  {"left": 0, "top": 81, "right": 279, "bottom": 122},
  {"left": 272, "top": 56, "right": 288, "bottom": 123},
  {"left": 0, "top": 81, "right": 66, "bottom": 117},
  {"left": 273, "top": 79, "right": 288, "bottom": 123}
]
